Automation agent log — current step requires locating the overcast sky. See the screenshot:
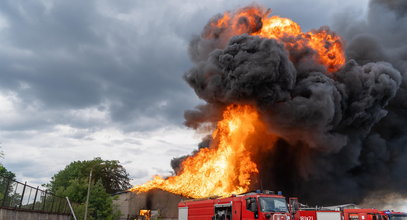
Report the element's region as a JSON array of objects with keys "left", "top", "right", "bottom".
[{"left": 0, "top": 0, "right": 369, "bottom": 187}]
